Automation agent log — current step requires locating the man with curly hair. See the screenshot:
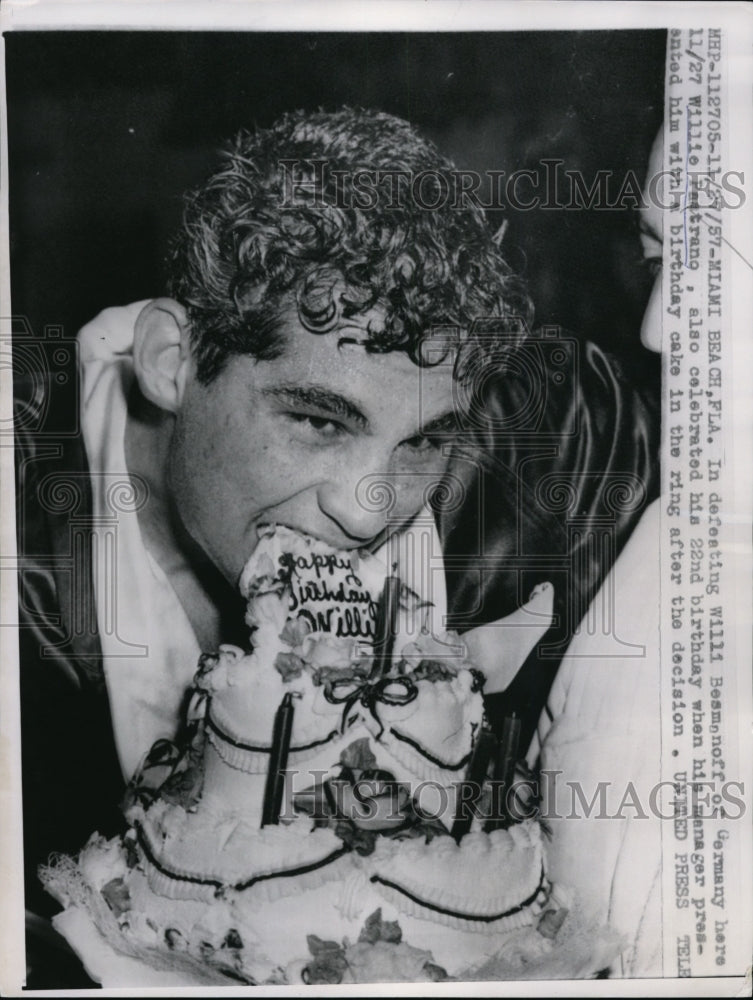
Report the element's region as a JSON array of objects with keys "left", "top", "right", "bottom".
[
  {"left": 119, "top": 108, "right": 531, "bottom": 764},
  {"left": 19, "top": 110, "right": 661, "bottom": 965},
  {"left": 18, "top": 108, "right": 537, "bottom": 918}
]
